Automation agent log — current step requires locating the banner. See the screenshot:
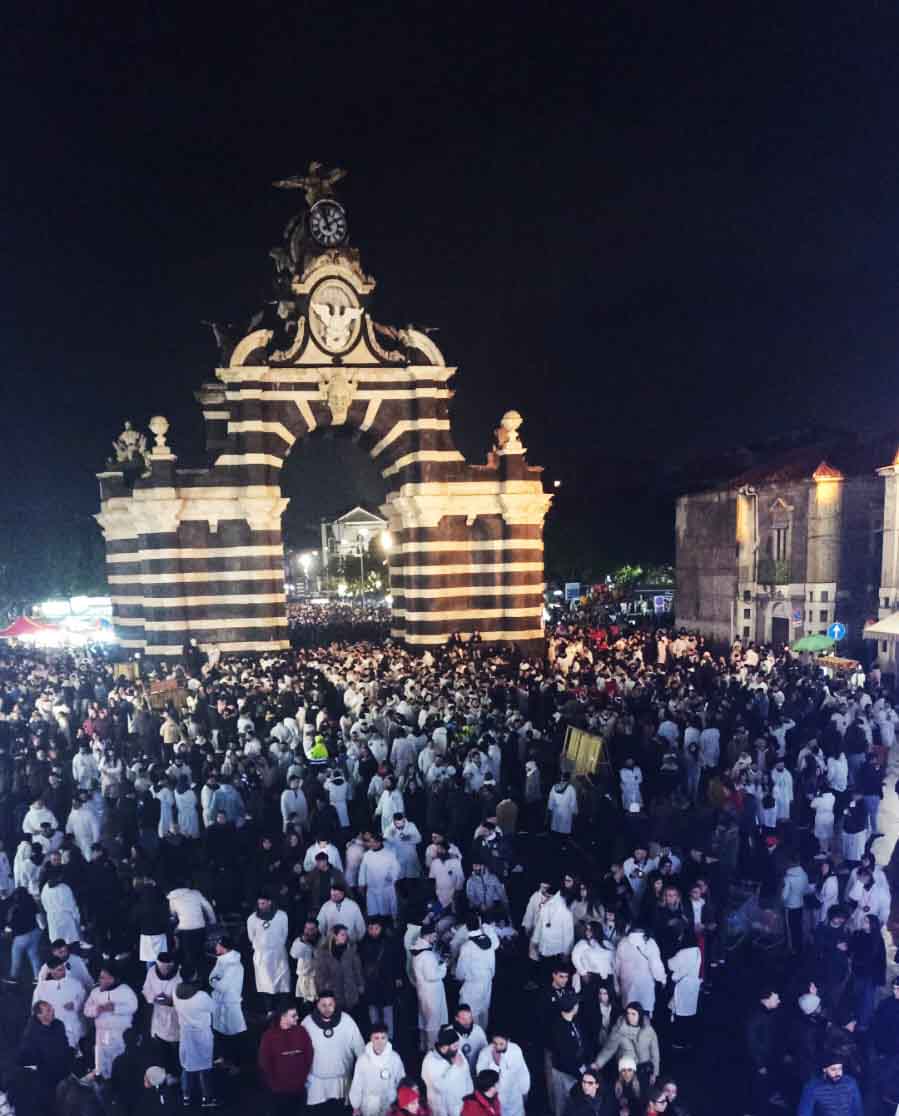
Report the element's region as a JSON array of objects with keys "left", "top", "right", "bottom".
[{"left": 564, "top": 726, "right": 606, "bottom": 775}]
